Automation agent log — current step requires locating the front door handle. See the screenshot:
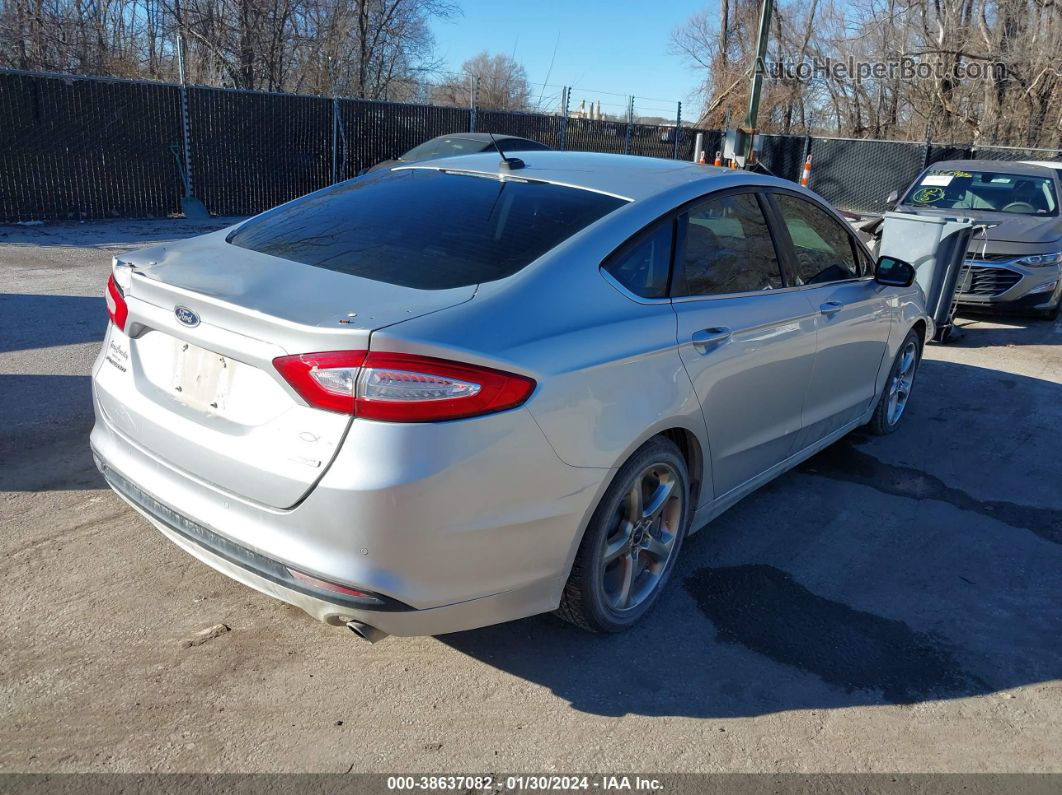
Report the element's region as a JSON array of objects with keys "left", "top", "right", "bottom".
[
  {"left": 691, "top": 327, "right": 732, "bottom": 353},
  {"left": 819, "top": 300, "right": 843, "bottom": 317}
]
